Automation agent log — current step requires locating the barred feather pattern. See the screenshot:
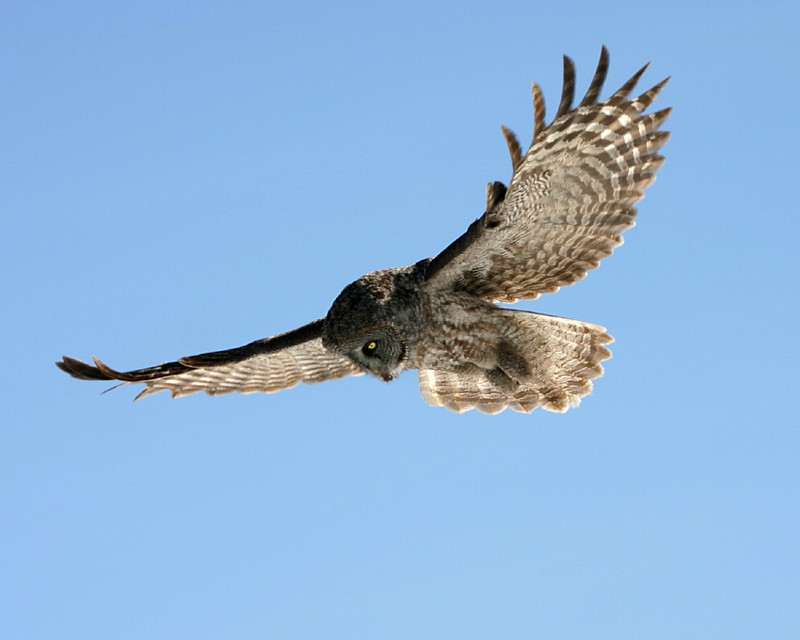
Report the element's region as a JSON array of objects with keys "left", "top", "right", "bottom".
[
  {"left": 57, "top": 335, "right": 361, "bottom": 400},
  {"left": 418, "top": 311, "right": 613, "bottom": 414},
  {"left": 424, "top": 46, "right": 671, "bottom": 303},
  {"left": 133, "top": 339, "right": 361, "bottom": 399}
]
